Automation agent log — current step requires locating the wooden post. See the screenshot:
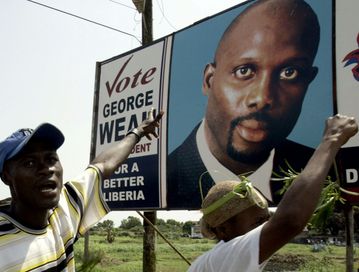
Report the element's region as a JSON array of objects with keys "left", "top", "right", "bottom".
[
  {"left": 140, "top": 1, "right": 156, "bottom": 272},
  {"left": 141, "top": 0, "right": 153, "bottom": 45},
  {"left": 344, "top": 204, "right": 354, "bottom": 272},
  {"left": 143, "top": 211, "right": 157, "bottom": 272}
]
